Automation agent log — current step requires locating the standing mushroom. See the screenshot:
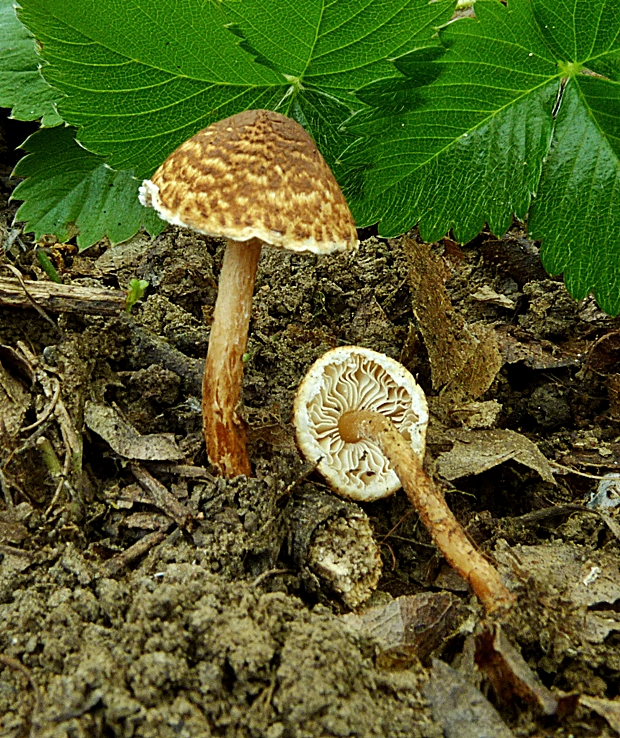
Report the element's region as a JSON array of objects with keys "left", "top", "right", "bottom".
[
  {"left": 293, "top": 346, "right": 515, "bottom": 614},
  {"left": 139, "top": 110, "right": 358, "bottom": 477}
]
